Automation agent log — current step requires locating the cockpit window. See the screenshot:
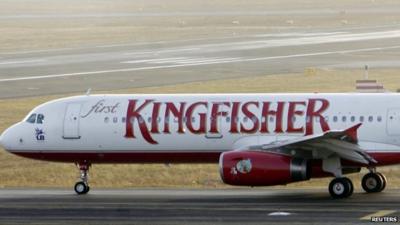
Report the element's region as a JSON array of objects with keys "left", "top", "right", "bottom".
[
  {"left": 26, "top": 114, "right": 37, "bottom": 123},
  {"left": 37, "top": 114, "right": 44, "bottom": 124},
  {"left": 26, "top": 113, "right": 45, "bottom": 124}
]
